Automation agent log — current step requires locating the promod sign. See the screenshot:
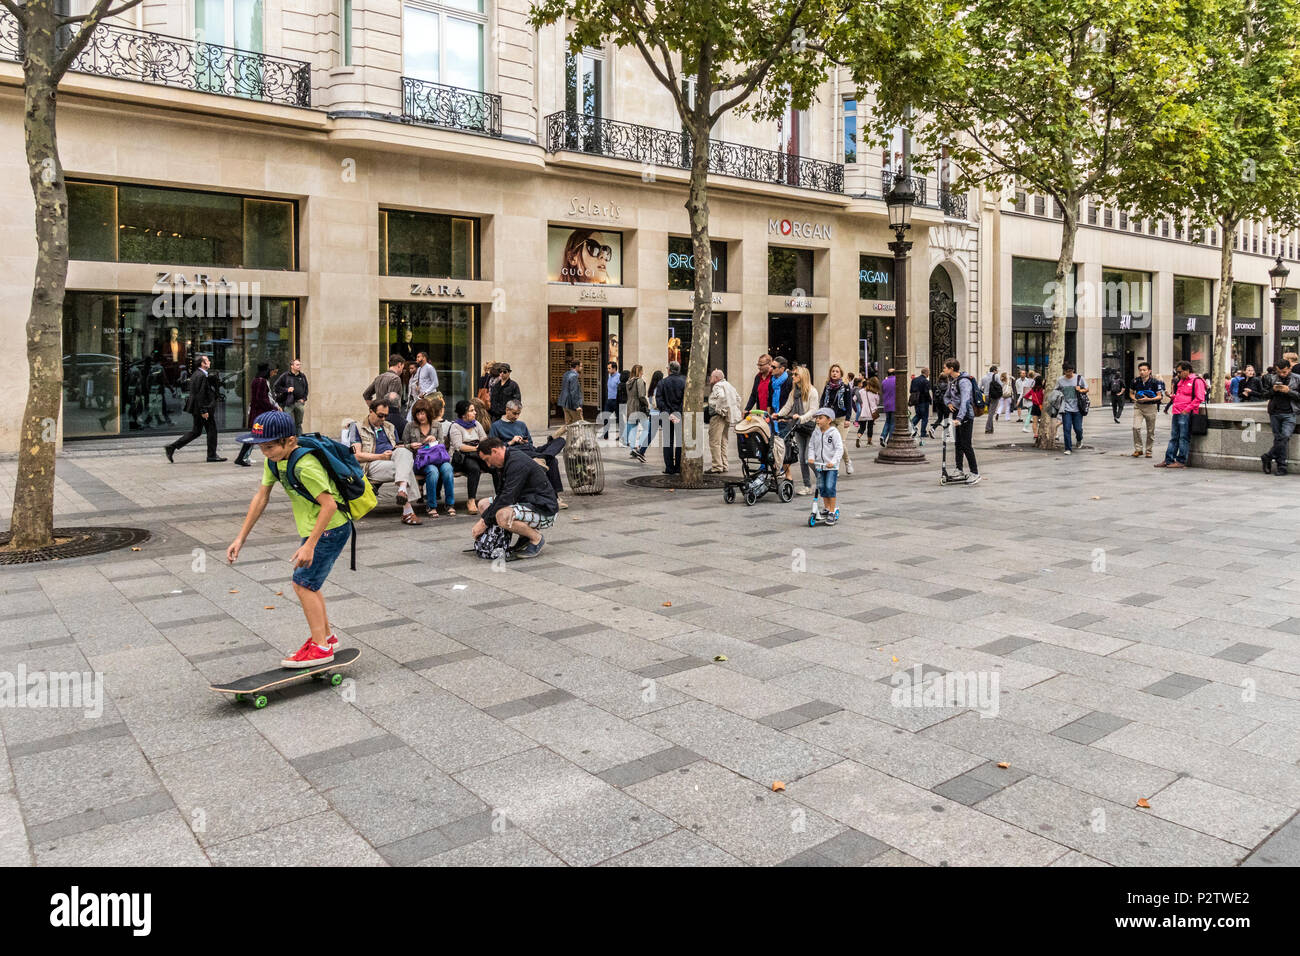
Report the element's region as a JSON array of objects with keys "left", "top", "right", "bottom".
[{"left": 769, "top": 218, "right": 832, "bottom": 240}]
